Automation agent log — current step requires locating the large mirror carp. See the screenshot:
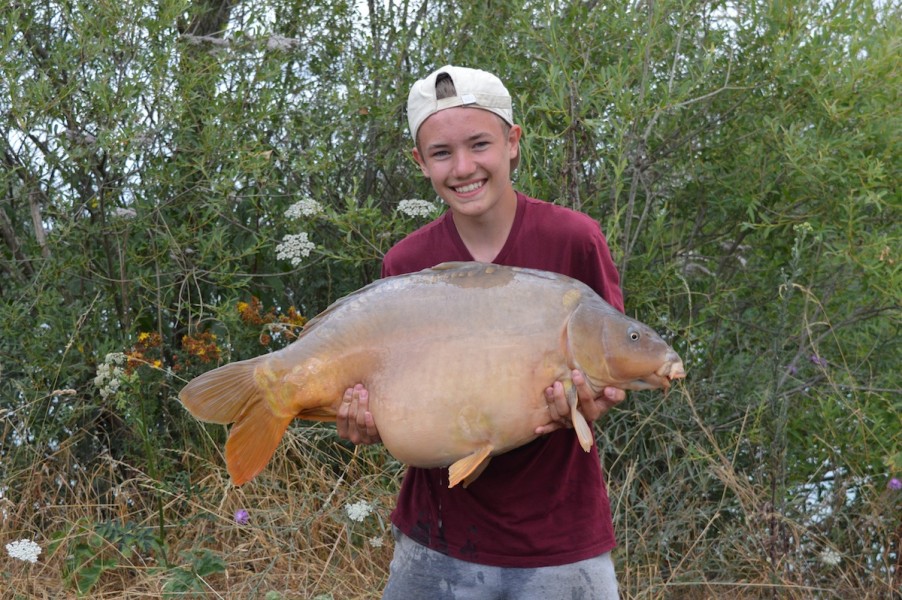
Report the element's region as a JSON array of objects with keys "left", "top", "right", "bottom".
[{"left": 179, "top": 262, "right": 685, "bottom": 487}]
